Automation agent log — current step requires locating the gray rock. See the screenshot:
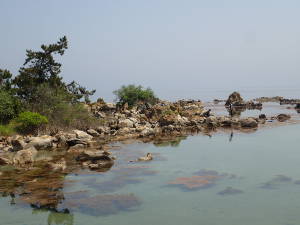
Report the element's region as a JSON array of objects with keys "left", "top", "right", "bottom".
[
  {"left": 73, "top": 130, "right": 93, "bottom": 141},
  {"left": 118, "top": 119, "right": 134, "bottom": 128},
  {"left": 26, "top": 136, "right": 54, "bottom": 150},
  {"left": 87, "top": 129, "right": 100, "bottom": 137},
  {"left": 13, "top": 147, "right": 37, "bottom": 165}
]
